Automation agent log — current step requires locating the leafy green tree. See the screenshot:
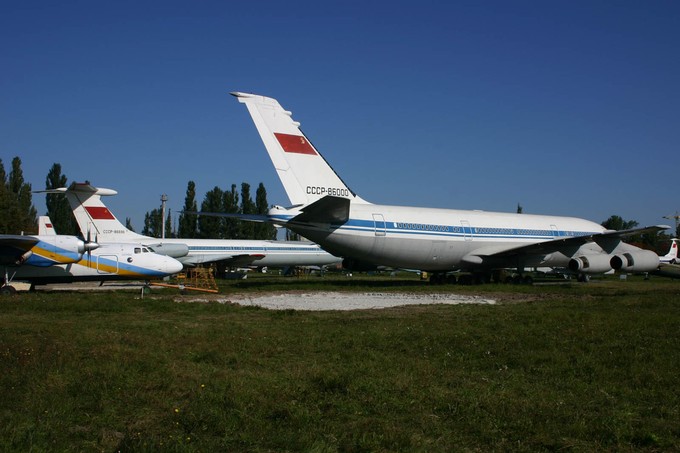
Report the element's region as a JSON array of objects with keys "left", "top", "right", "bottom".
[
  {"left": 142, "top": 208, "right": 171, "bottom": 238},
  {"left": 178, "top": 181, "right": 198, "bottom": 238},
  {"left": 600, "top": 215, "right": 666, "bottom": 249},
  {"left": 125, "top": 217, "right": 135, "bottom": 232},
  {"left": 0, "top": 157, "right": 37, "bottom": 233},
  {"left": 198, "top": 186, "right": 225, "bottom": 239},
  {"left": 223, "top": 184, "right": 240, "bottom": 238},
  {"left": 0, "top": 159, "right": 9, "bottom": 233},
  {"left": 601, "top": 215, "right": 638, "bottom": 231},
  {"left": 44, "top": 163, "right": 79, "bottom": 235},
  {"left": 240, "top": 183, "right": 255, "bottom": 239},
  {"left": 255, "top": 182, "right": 276, "bottom": 240}
]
